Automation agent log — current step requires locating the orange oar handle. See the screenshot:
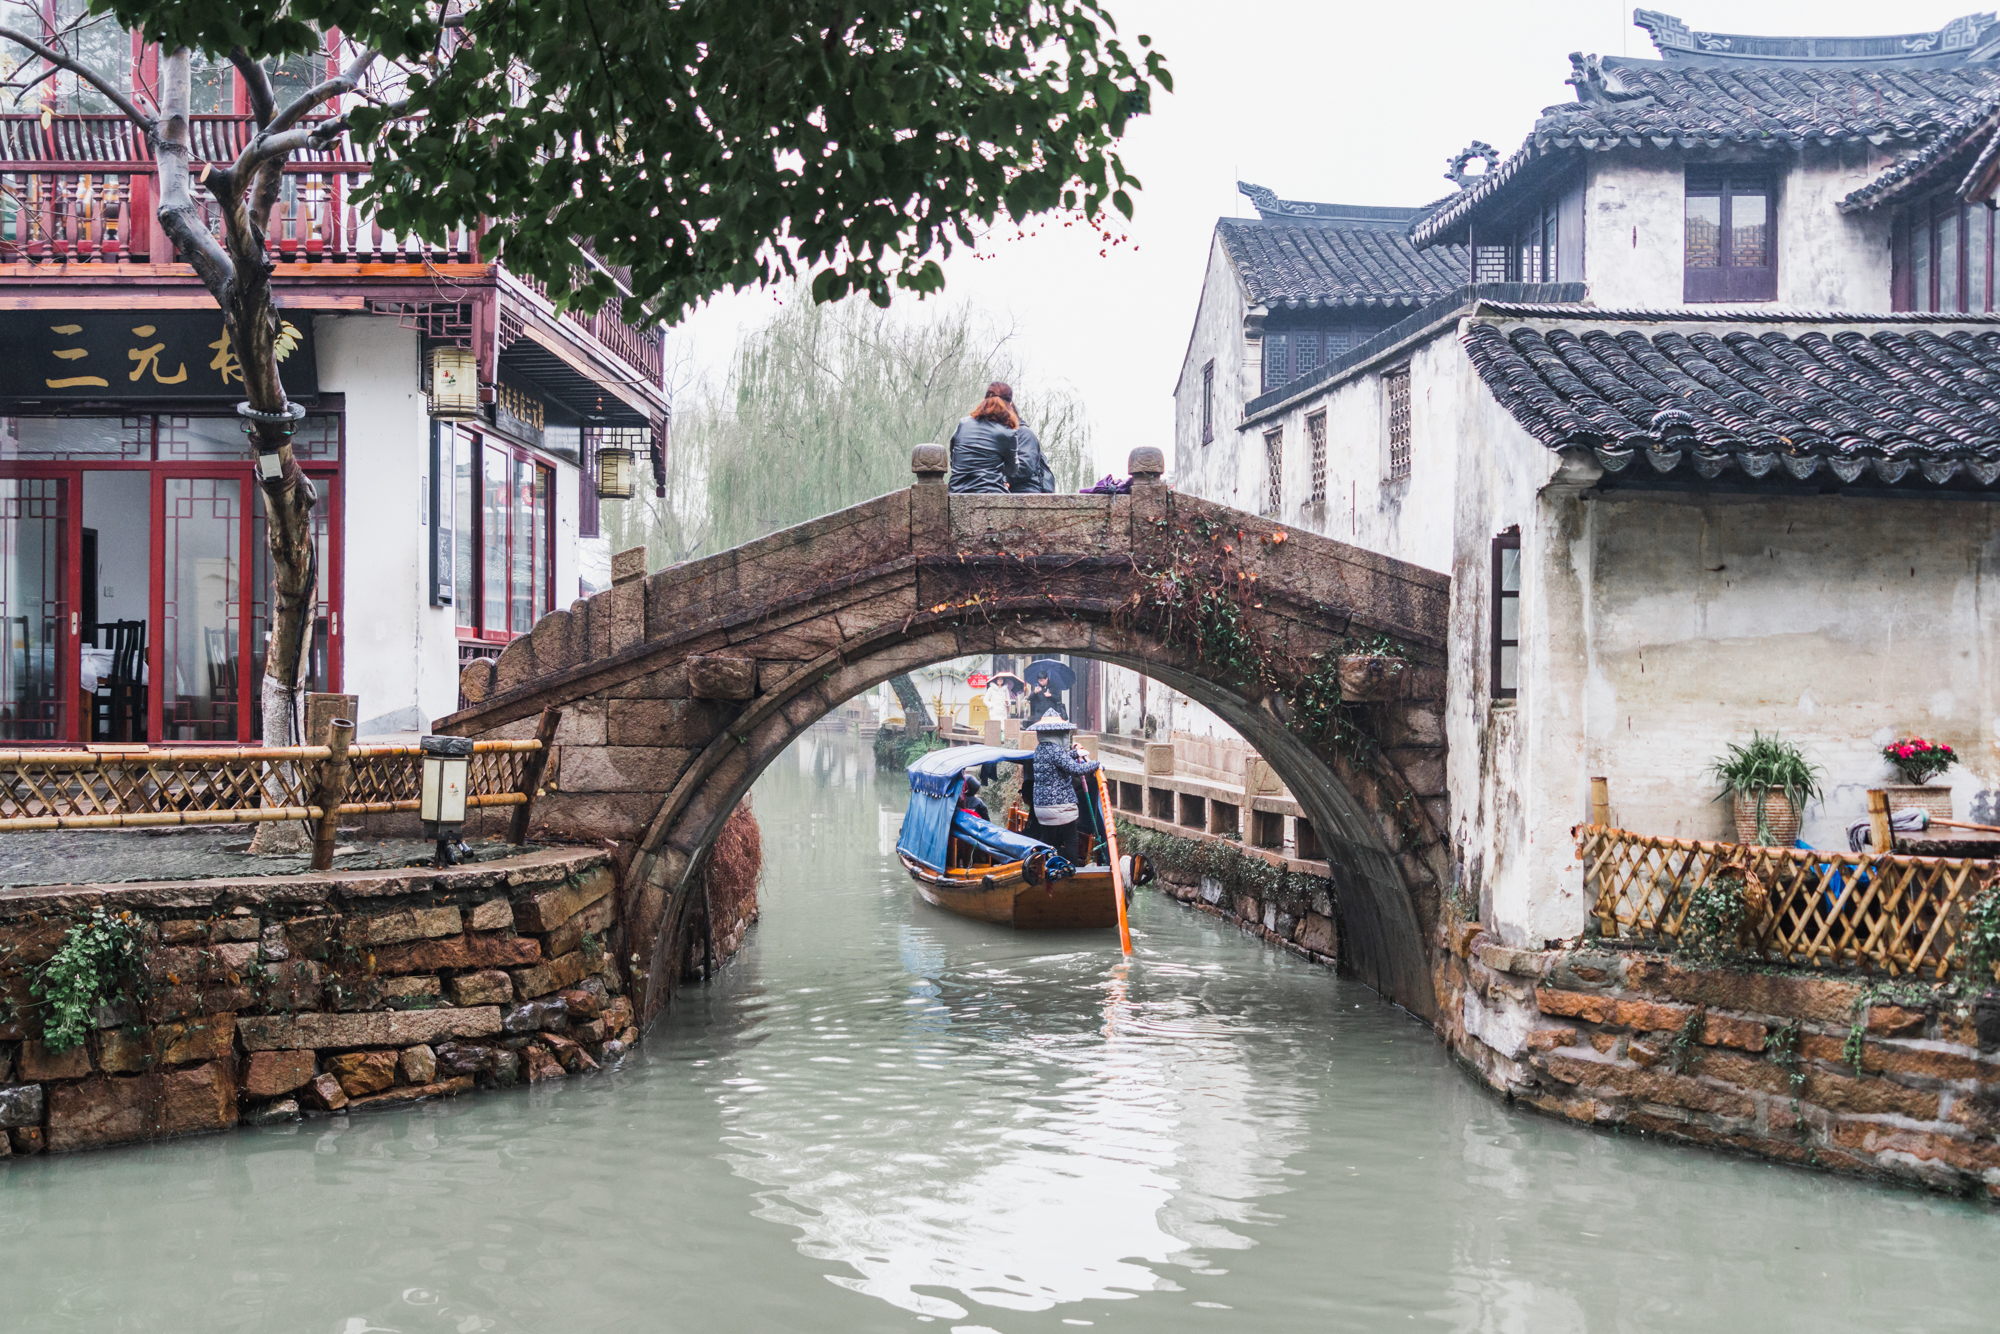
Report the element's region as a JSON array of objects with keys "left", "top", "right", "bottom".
[{"left": 1097, "top": 768, "right": 1134, "bottom": 955}]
